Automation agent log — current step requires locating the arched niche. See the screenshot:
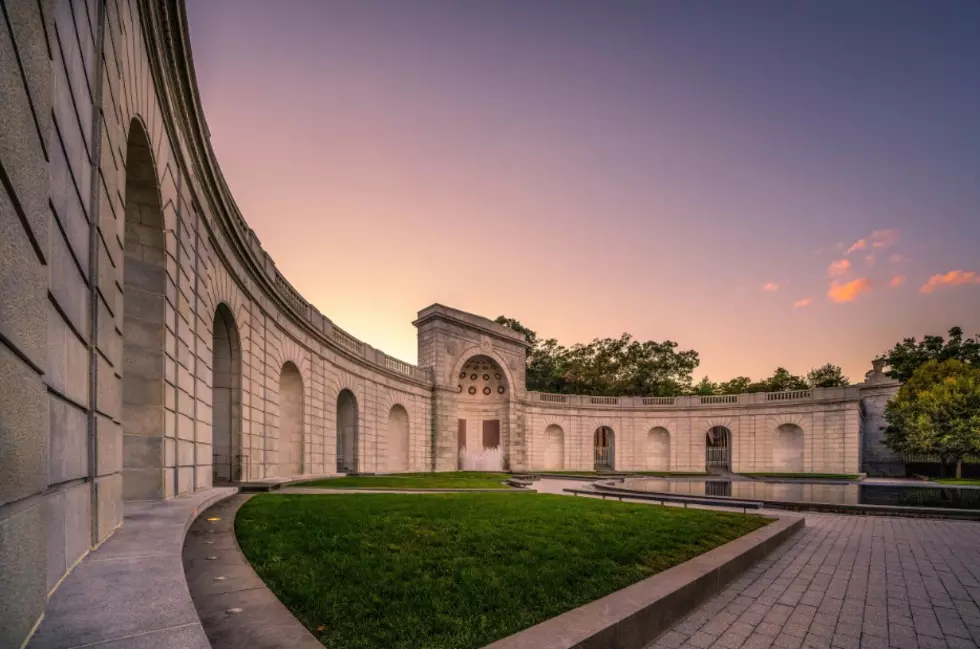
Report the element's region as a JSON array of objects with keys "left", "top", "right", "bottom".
[
  {"left": 543, "top": 424, "right": 564, "bottom": 471},
  {"left": 211, "top": 303, "right": 242, "bottom": 483},
  {"left": 774, "top": 424, "right": 804, "bottom": 472},
  {"left": 387, "top": 404, "right": 410, "bottom": 472},
  {"left": 337, "top": 389, "right": 359, "bottom": 473},
  {"left": 647, "top": 427, "right": 670, "bottom": 472},
  {"left": 279, "top": 362, "right": 304, "bottom": 476}
]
